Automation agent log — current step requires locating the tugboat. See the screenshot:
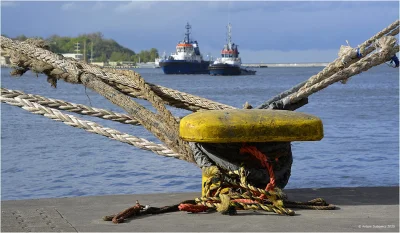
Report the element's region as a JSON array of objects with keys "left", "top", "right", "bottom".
[
  {"left": 209, "top": 23, "right": 256, "bottom": 76},
  {"left": 159, "top": 23, "right": 210, "bottom": 74}
]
